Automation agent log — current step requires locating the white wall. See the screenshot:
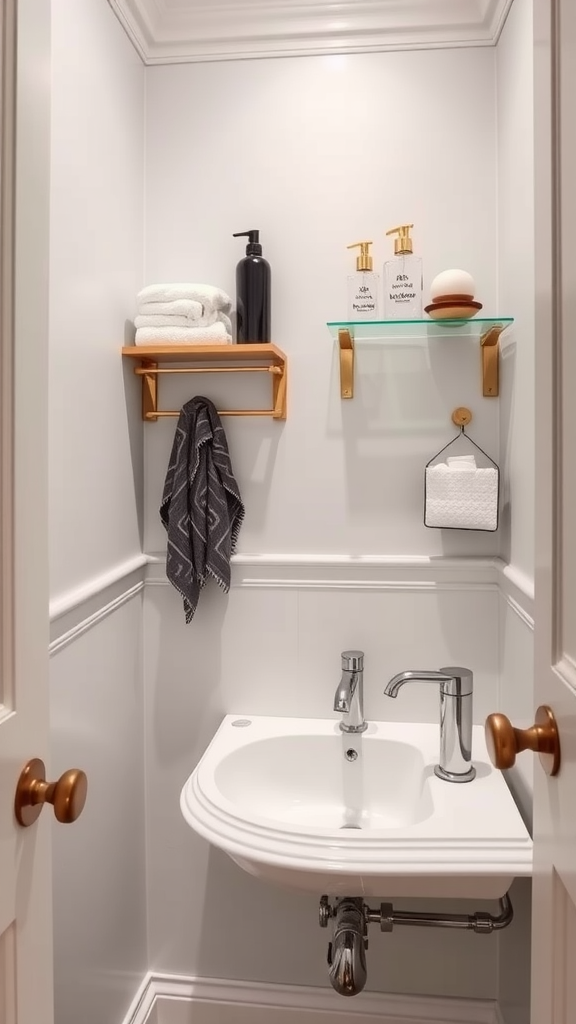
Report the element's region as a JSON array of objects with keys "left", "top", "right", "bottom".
[
  {"left": 495, "top": 3, "right": 535, "bottom": 1022},
  {"left": 49, "top": 0, "right": 145, "bottom": 602},
  {"left": 144, "top": 568, "right": 500, "bottom": 998},
  {"left": 48, "top": 2, "right": 147, "bottom": 1023},
  {"left": 497, "top": 0, "right": 535, "bottom": 583},
  {"left": 143, "top": 48, "right": 500, "bottom": 561},
  {"left": 141, "top": 44, "right": 508, "bottom": 1002},
  {"left": 43, "top": 9, "right": 536, "bottom": 1016},
  {"left": 50, "top": 593, "right": 146, "bottom": 1024}
]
